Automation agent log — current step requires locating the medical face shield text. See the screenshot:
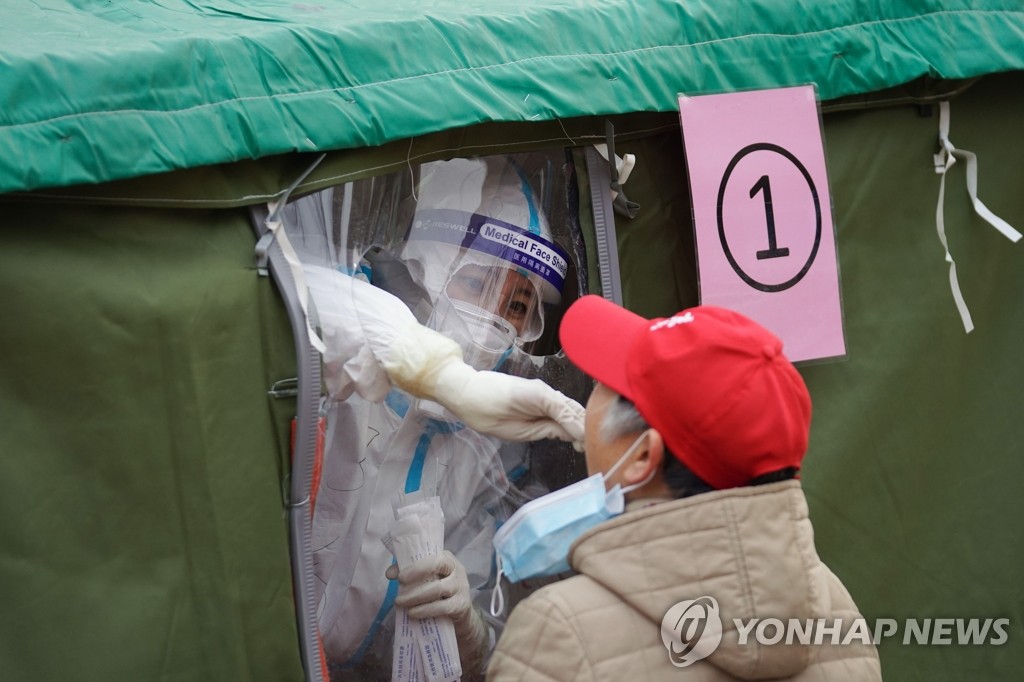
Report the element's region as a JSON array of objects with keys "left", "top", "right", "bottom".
[
  {"left": 409, "top": 209, "right": 570, "bottom": 297},
  {"left": 490, "top": 432, "right": 654, "bottom": 615}
]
